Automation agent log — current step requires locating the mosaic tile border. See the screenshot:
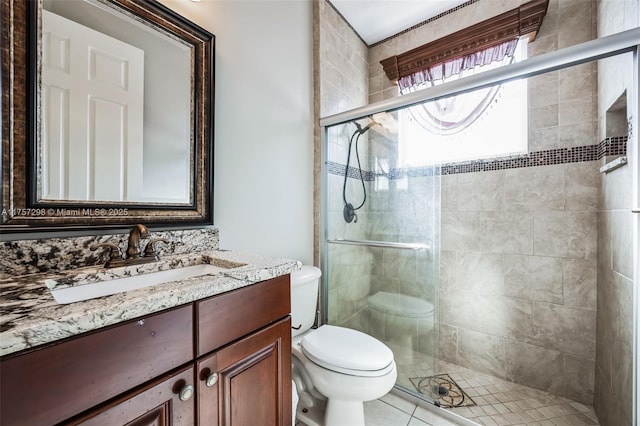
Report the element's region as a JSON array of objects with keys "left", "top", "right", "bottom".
[{"left": 328, "top": 137, "right": 628, "bottom": 179}]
